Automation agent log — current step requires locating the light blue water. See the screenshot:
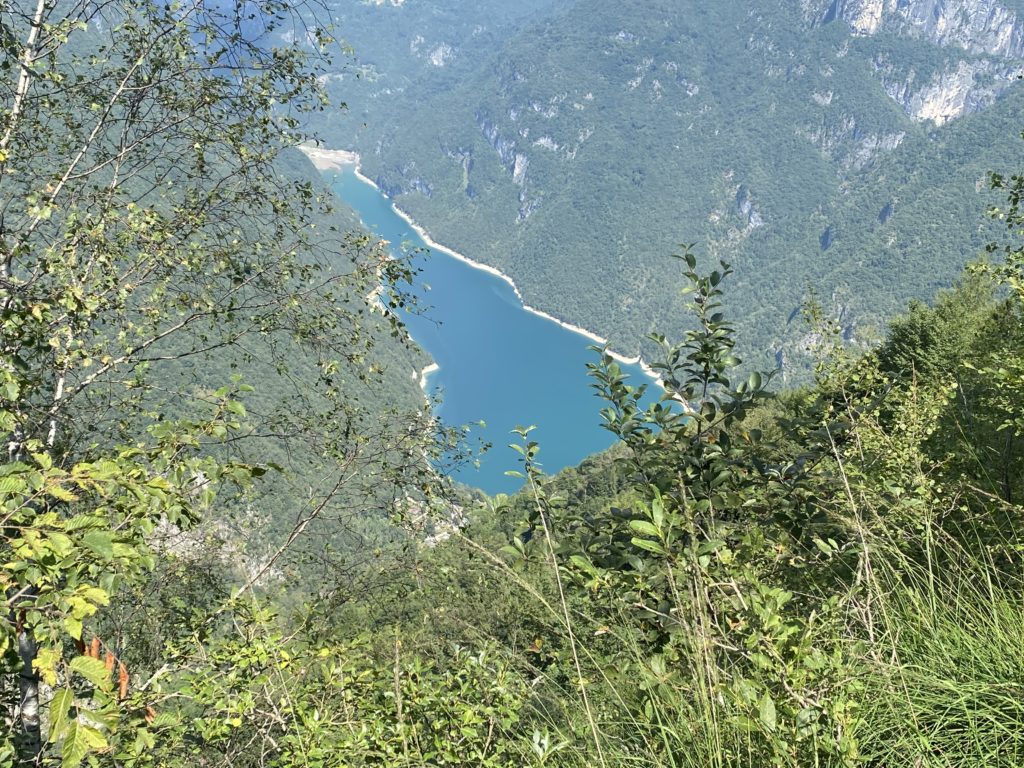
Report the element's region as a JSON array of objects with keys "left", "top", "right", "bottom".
[{"left": 329, "top": 167, "right": 658, "bottom": 495}]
